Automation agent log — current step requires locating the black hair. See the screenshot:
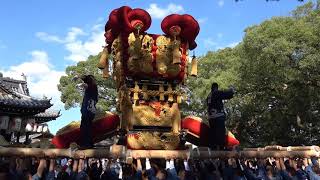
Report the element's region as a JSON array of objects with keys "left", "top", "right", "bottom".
[{"left": 211, "top": 82, "right": 219, "bottom": 91}]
